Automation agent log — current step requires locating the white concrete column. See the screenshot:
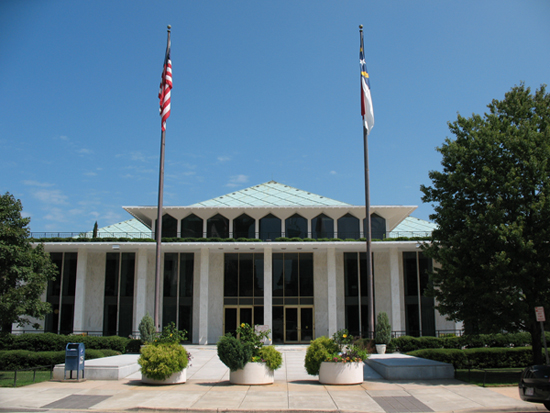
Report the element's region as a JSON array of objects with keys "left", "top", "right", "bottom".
[
  {"left": 134, "top": 248, "right": 149, "bottom": 335},
  {"left": 202, "top": 219, "right": 208, "bottom": 238},
  {"left": 327, "top": 247, "right": 337, "bottom": 336},
  {"left": 389, "top": 247, "right": 402, "bottom": 332},
  {"left": 281, "top": 219, "right": 286, "bottom": 238},
  {"left": 229, "top": 219, "right": 234, "bottom": 238},
  {"left": 198, "top": 247, "right": 210, "bottom": 344},
  {"left": 307, "top": 219, "right": 312, "bottom": 238},
  {"left": 255, "top": 219, "right": 259, "bottom": 239},
  {"left": 73, "top": 248, "right": 88, "bottom": 333},
  {"left": 263, "top": 247, "right": 272, "bottom": 342},
  {"left": 177, "top": 219, "right": 181, "bottom": 238}
]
